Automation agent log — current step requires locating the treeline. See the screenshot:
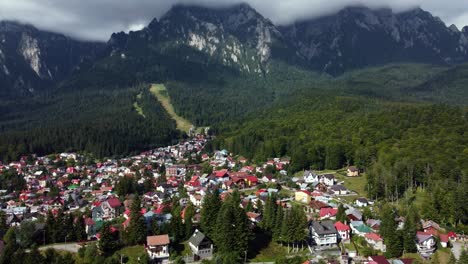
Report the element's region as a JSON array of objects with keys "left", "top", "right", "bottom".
[
  {"left": 0, "top": 87, "right": 180, "bottom": 162},
  {"left": 213, "top": 97, "right": 468, "bottom": 227}
]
